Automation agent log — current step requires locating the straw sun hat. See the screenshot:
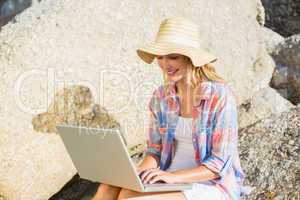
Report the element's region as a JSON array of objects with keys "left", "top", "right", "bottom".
[{"left": 137, "top": 17, "right": 218, "bottom": 67}]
